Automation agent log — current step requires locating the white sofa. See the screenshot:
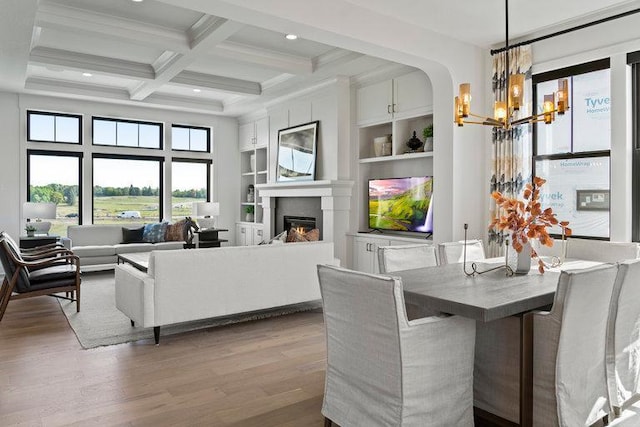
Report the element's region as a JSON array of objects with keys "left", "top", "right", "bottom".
[
  {"left": 67, "top": 224, "right": 185, "bottom": 271},
  {"left": 114, "top": 241, "right": 337, "bottom": 343}
]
